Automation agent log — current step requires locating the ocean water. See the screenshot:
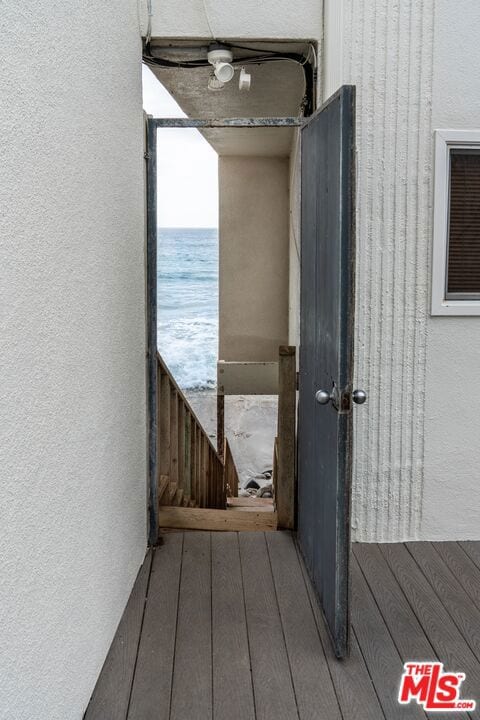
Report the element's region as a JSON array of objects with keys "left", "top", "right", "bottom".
[{"left": 157, "top": 228, "right": 218, "bottom": 390}]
